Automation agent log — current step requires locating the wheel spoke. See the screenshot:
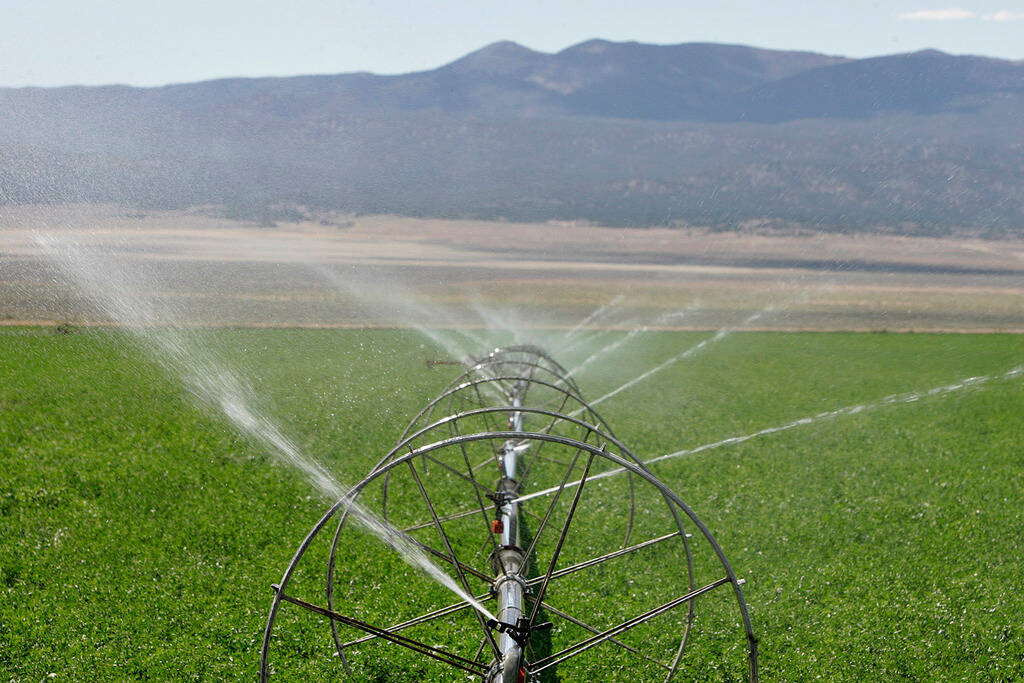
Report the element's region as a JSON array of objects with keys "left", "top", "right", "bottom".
[{"left": 407, "top": 460, "right": 501, "bottom": 659}]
